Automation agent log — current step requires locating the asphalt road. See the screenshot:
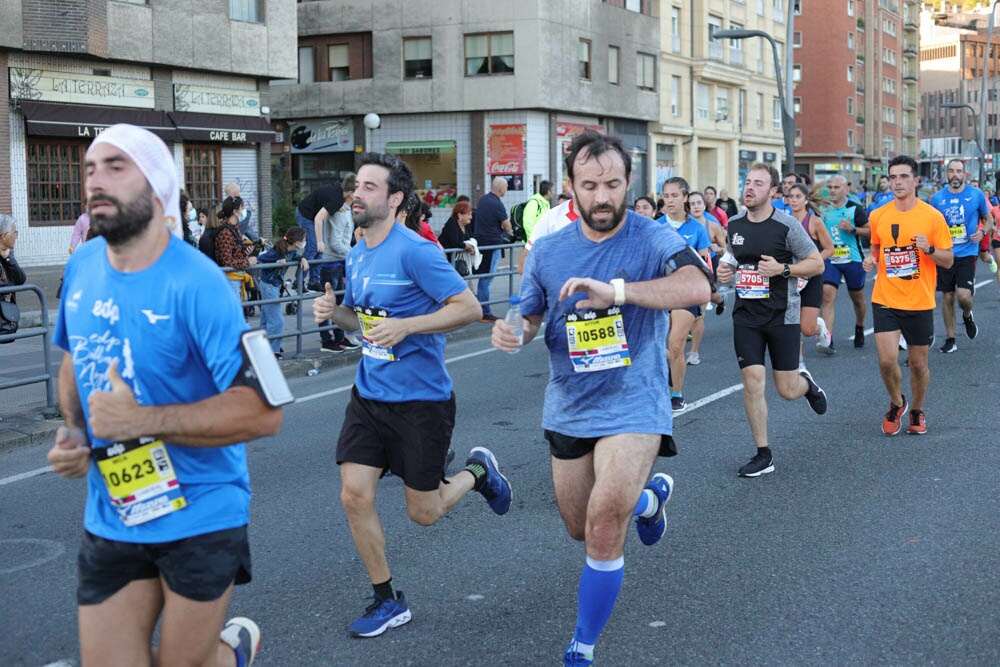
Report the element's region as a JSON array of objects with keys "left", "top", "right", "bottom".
[{"left": 2, "top": 278, "right": 999, "bottom": 666}]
